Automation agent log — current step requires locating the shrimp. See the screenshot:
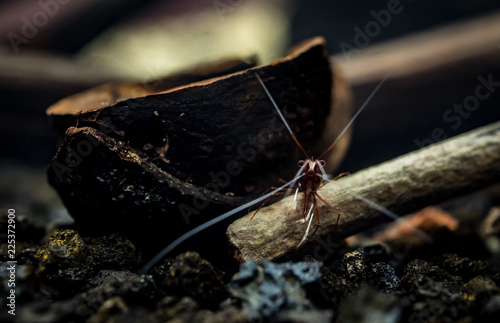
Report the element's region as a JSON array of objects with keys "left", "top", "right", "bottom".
[
  {"left": 251, "top": 72, "right": 389, "bottom": 246},
  {"left": 139, "top": 70, "right": 426, "bottom": 274}
]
